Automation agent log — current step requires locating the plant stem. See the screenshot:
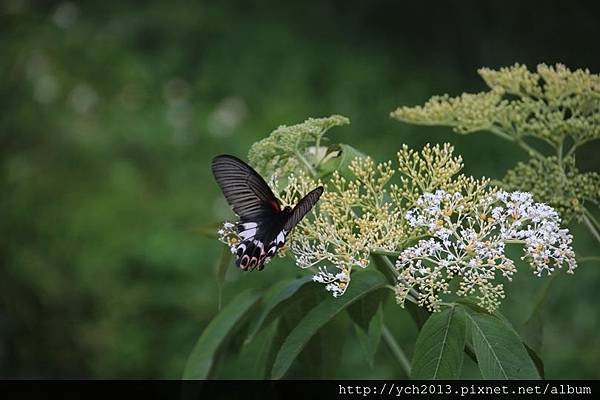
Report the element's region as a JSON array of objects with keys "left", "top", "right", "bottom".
[
  {"left": 489, "top": 127, "right": 545, "bottom": 160},
  {"left": 582, "top": 212, "right": 600, "bottom": 246},
  {"left": 564, "top": 141, "right": 580, "bottom": 160},
  {"left": 372, "top": 248, "right": 401, "bottom": 257},
  {"left": 557, "top": 140, "right": 564, "bottom": 169},
  {"left": 382, "top": 324, "right": 411, "bottom": 376},
  {"left": 373, "top": 254, "right": 422, "bottom": 301},
  {"left": 295, "top": 149, "right": 318, "bottom": 178},
  {"left": 584, "top": 207, "right": 600, "bottom": 230}
]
